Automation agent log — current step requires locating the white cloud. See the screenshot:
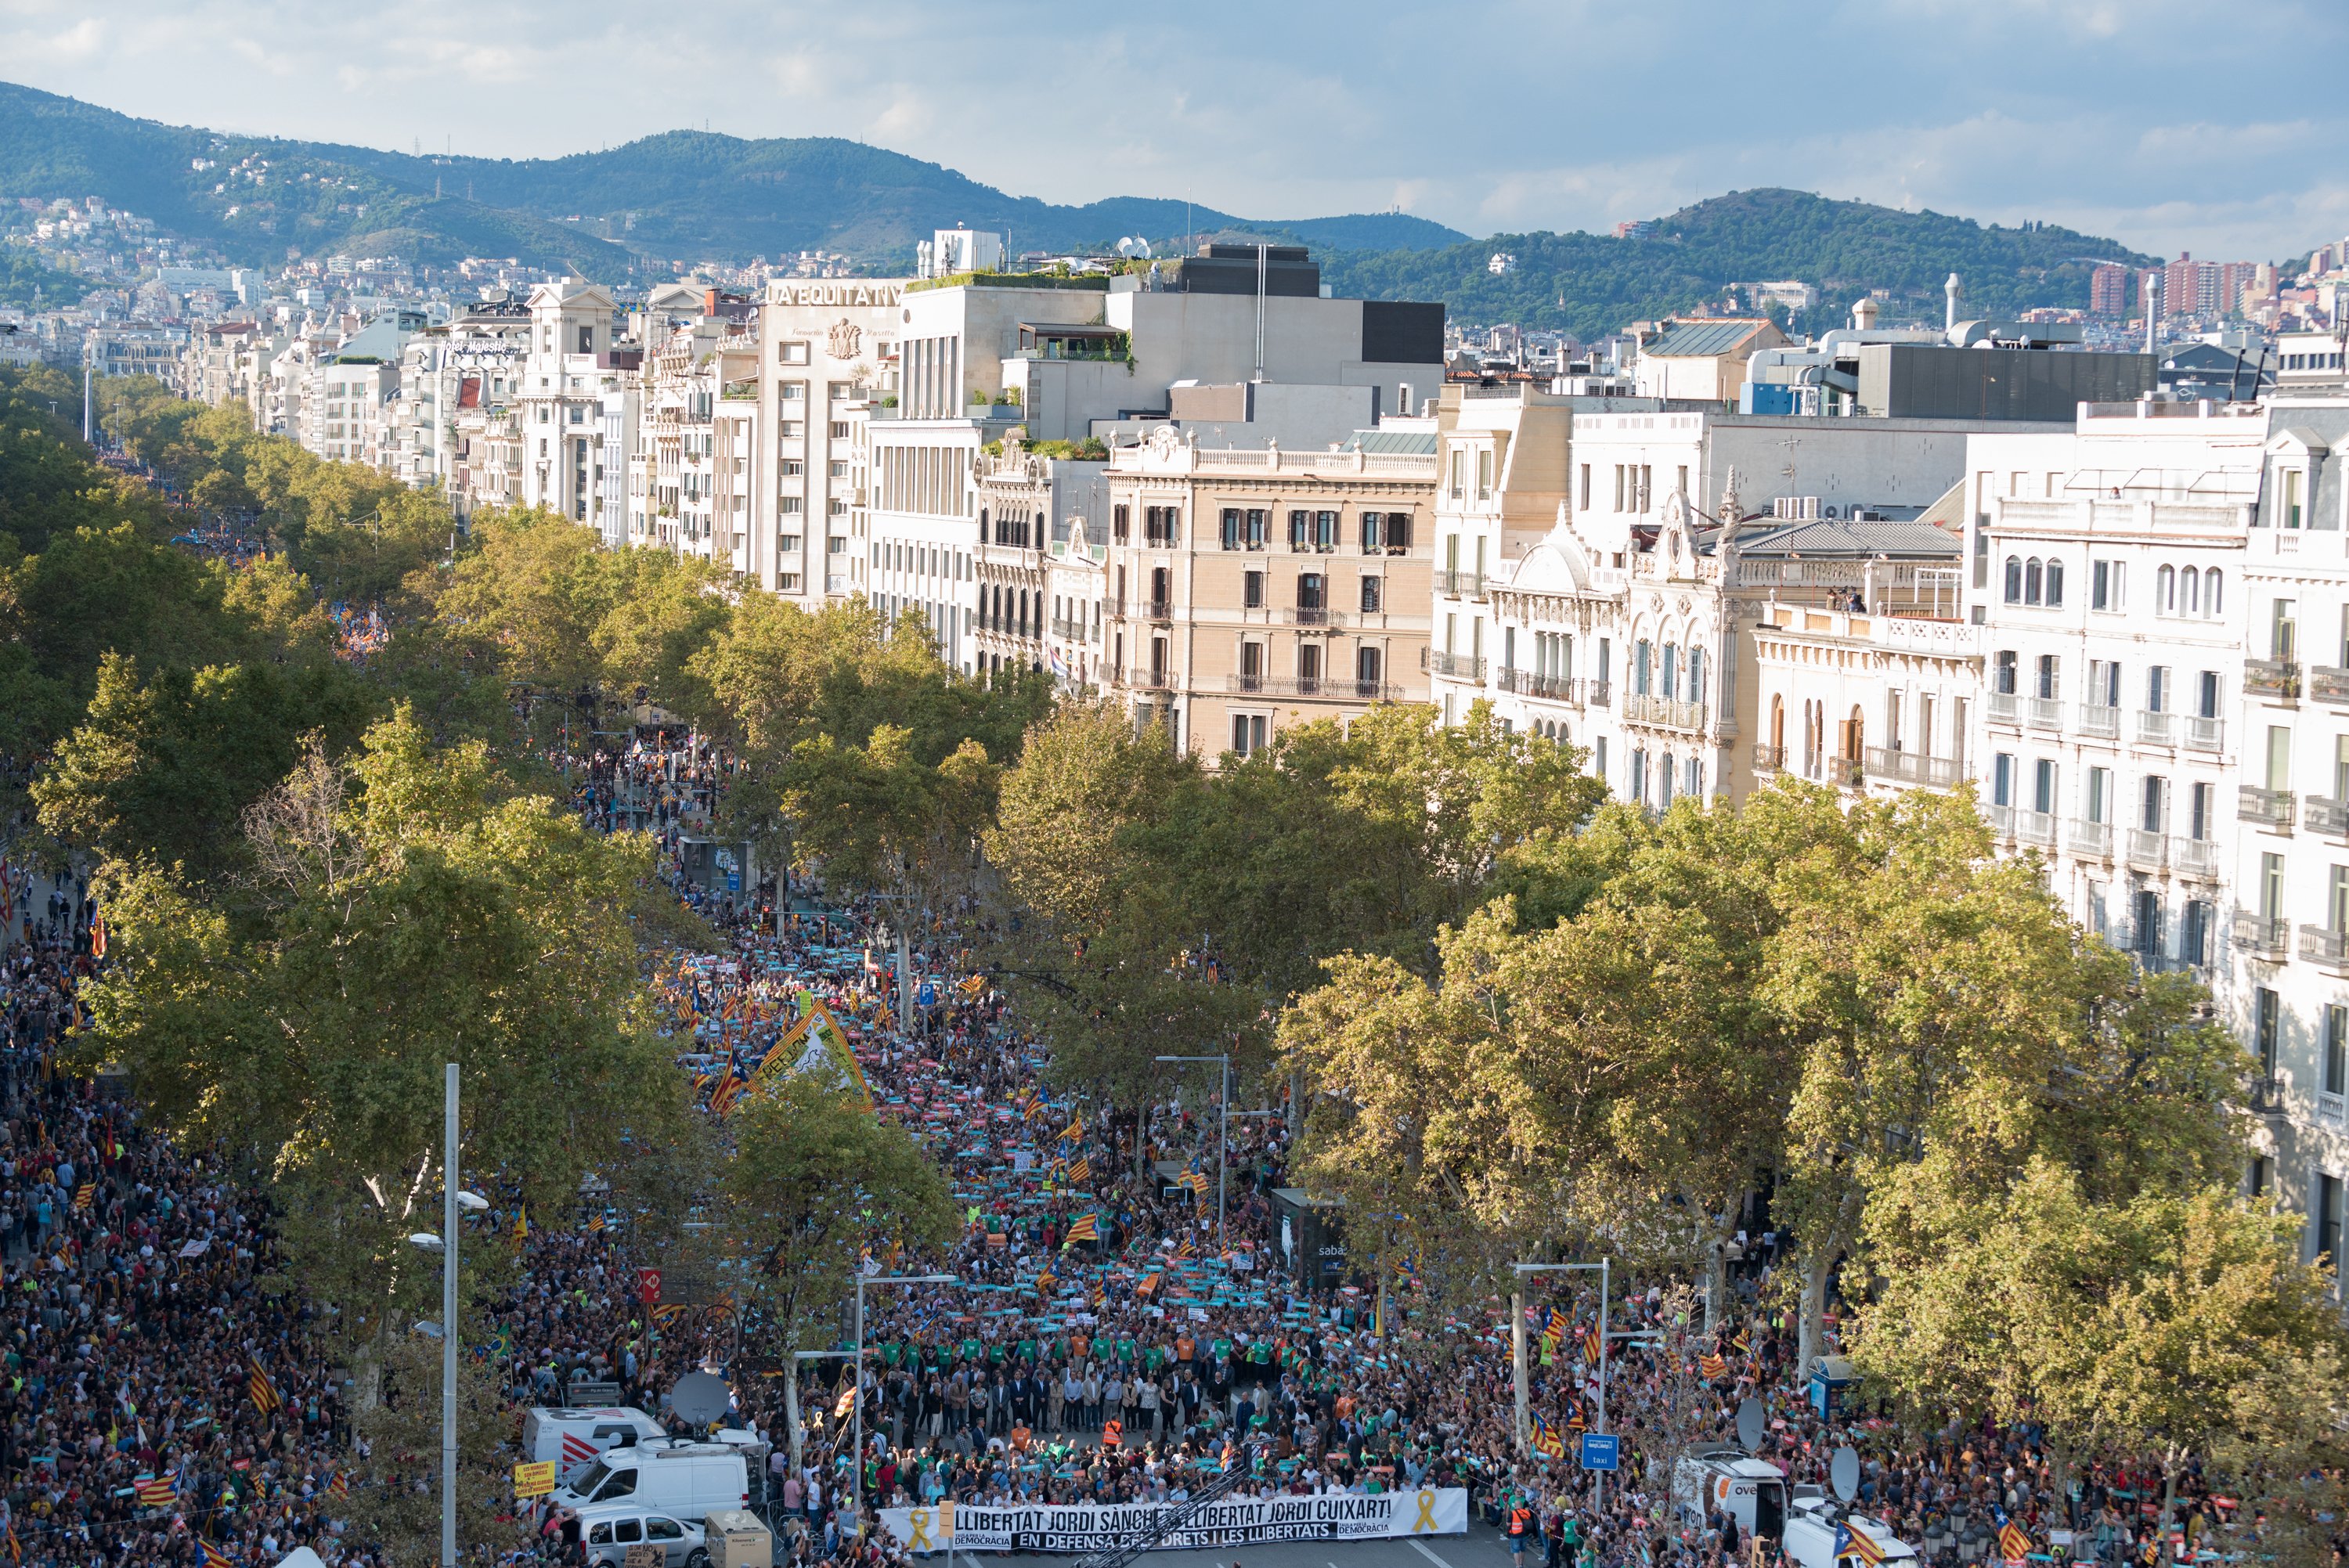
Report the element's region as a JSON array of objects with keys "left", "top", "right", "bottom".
[{"left": 3, "top": 0, "right": 2344, "bottom": 257}]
